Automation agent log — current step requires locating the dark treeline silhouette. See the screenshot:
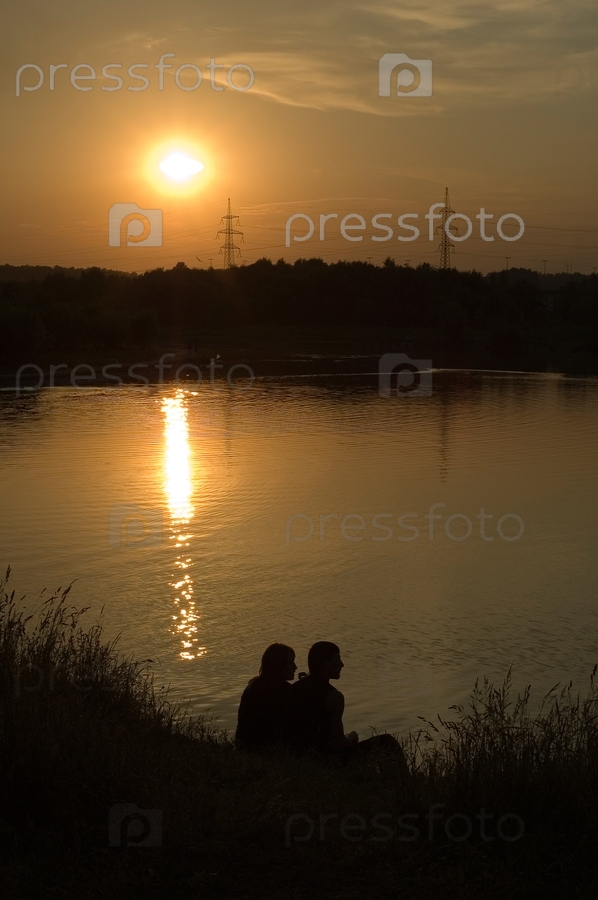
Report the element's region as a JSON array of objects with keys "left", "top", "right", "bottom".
[
  {"left": 1, "top": 259, "right": 597, "bottom": 373},
  {"left": 0, "top": 264, "right": 90, "bottom": 282}
]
